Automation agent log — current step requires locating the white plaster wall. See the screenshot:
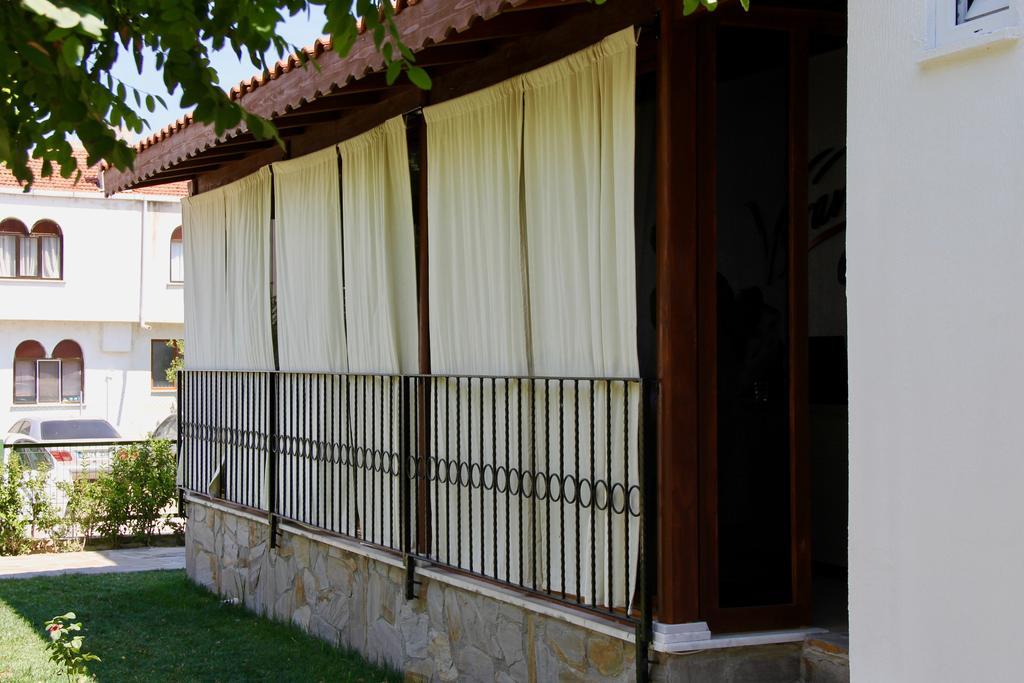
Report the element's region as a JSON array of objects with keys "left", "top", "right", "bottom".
[
  {"left": 0, "top": 190, "right": 182, "bottom": 323},
  {"left": 0, "top": 320, "right": 181, "bottom": 439},
  {"left": 848, "top": 3, "right": 1024, "bottom": 682}
]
